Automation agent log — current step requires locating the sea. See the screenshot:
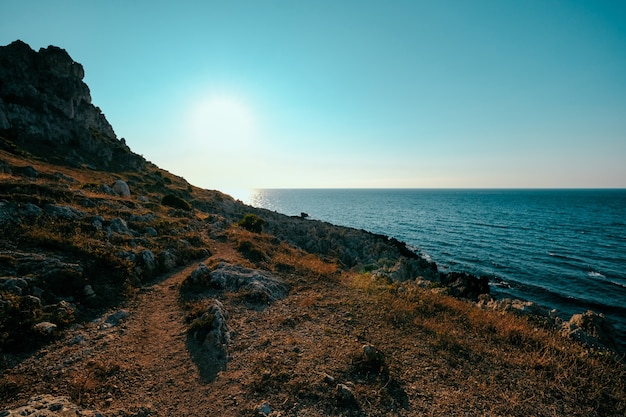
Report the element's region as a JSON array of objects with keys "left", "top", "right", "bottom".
[{"left": 240, "top": 188, "right": 626, "bottom": 350}]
